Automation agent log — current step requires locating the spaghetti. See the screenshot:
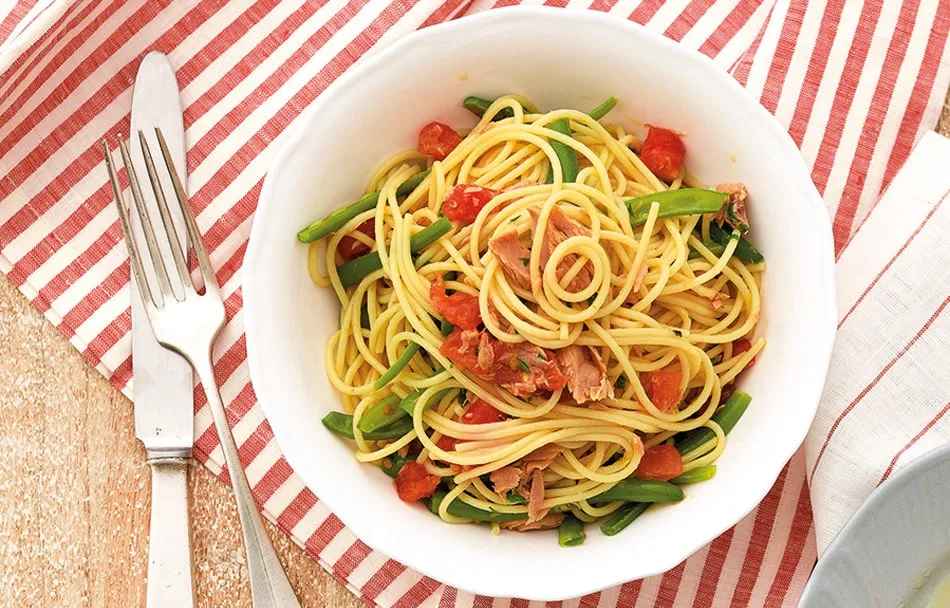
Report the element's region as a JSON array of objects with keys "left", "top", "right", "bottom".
[{"left": 302, "top": 95, "right": 765, "bottom": 542}]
